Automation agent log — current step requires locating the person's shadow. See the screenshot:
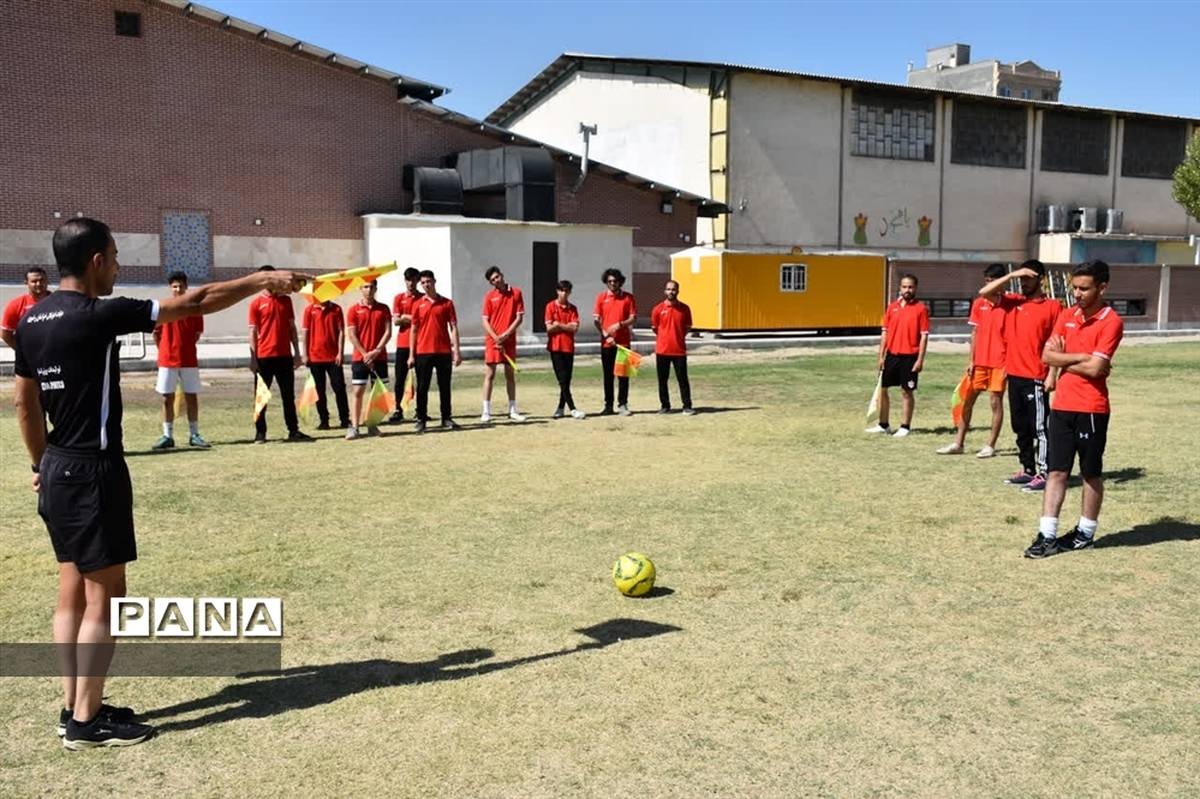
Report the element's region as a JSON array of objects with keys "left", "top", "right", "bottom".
[
  {"left": 143, "top": 618, "right": 680, "bottom": 734},
  {"left": 1096, "top": 517, "right": 1199, "bottom": 549}
]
